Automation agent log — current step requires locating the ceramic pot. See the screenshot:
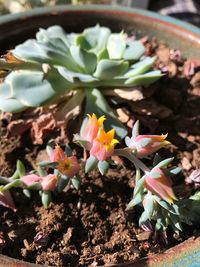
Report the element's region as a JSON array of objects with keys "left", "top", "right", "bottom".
[{"left": 0, "top": 5, "right": 200, "bottom": 267}]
